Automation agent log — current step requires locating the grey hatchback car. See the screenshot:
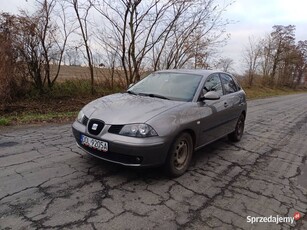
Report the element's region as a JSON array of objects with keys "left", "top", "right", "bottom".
[{"left": 72, "top": 69, "right": 247, "bottom": 177}]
